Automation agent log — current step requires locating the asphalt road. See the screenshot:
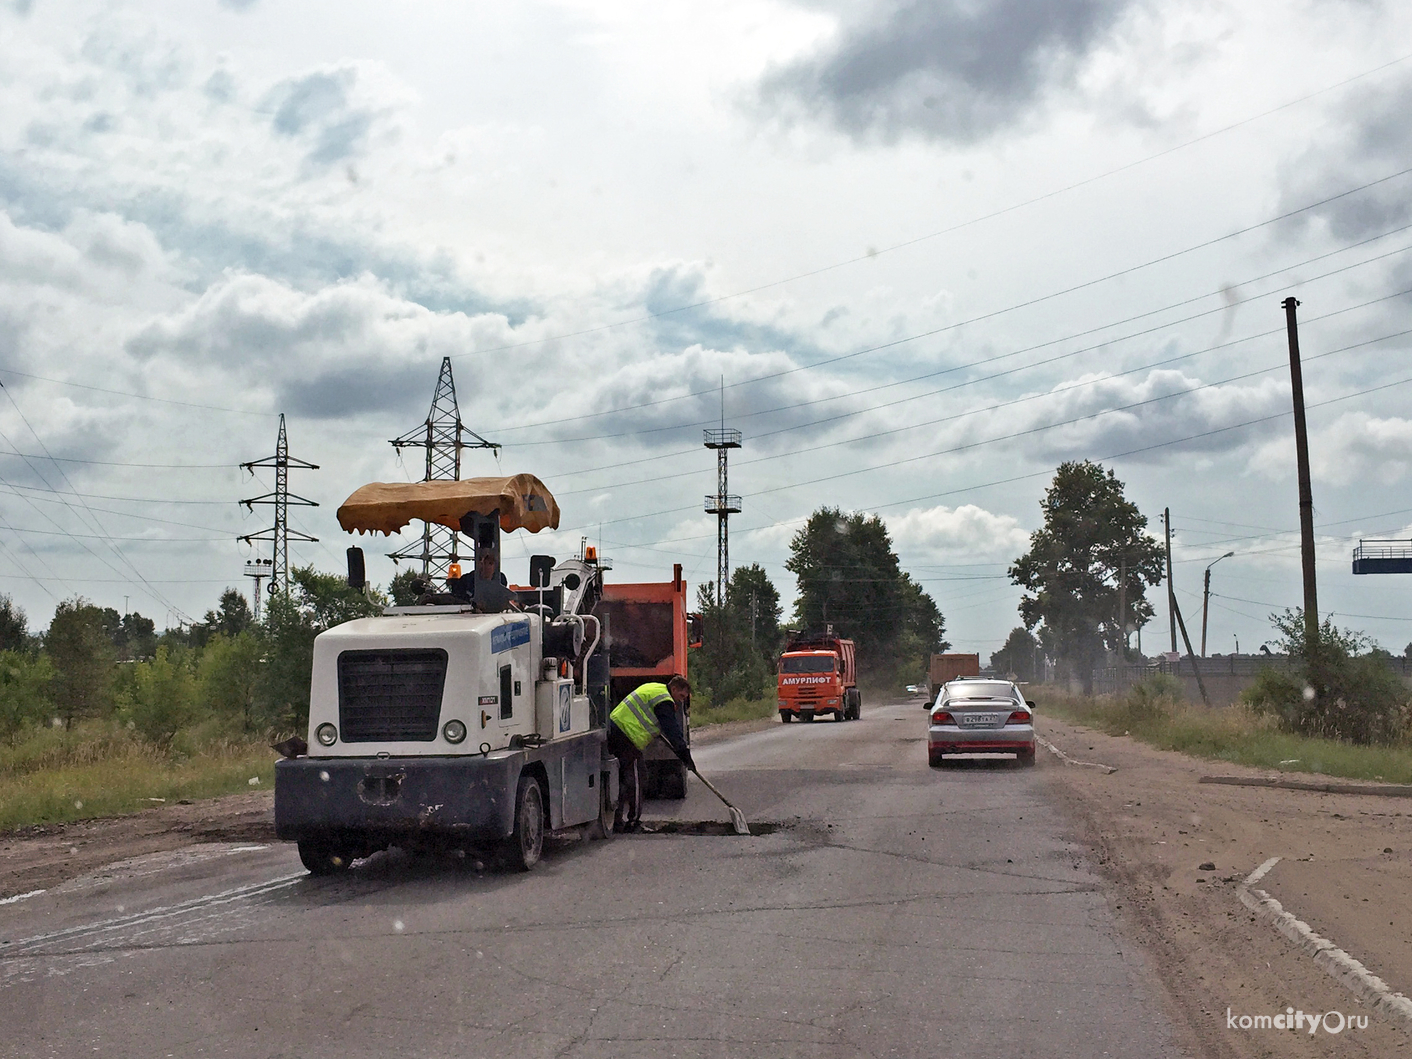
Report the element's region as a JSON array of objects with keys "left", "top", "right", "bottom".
[{"left": 2, "top": 700, "right": 1186, "bottom": 1058}]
